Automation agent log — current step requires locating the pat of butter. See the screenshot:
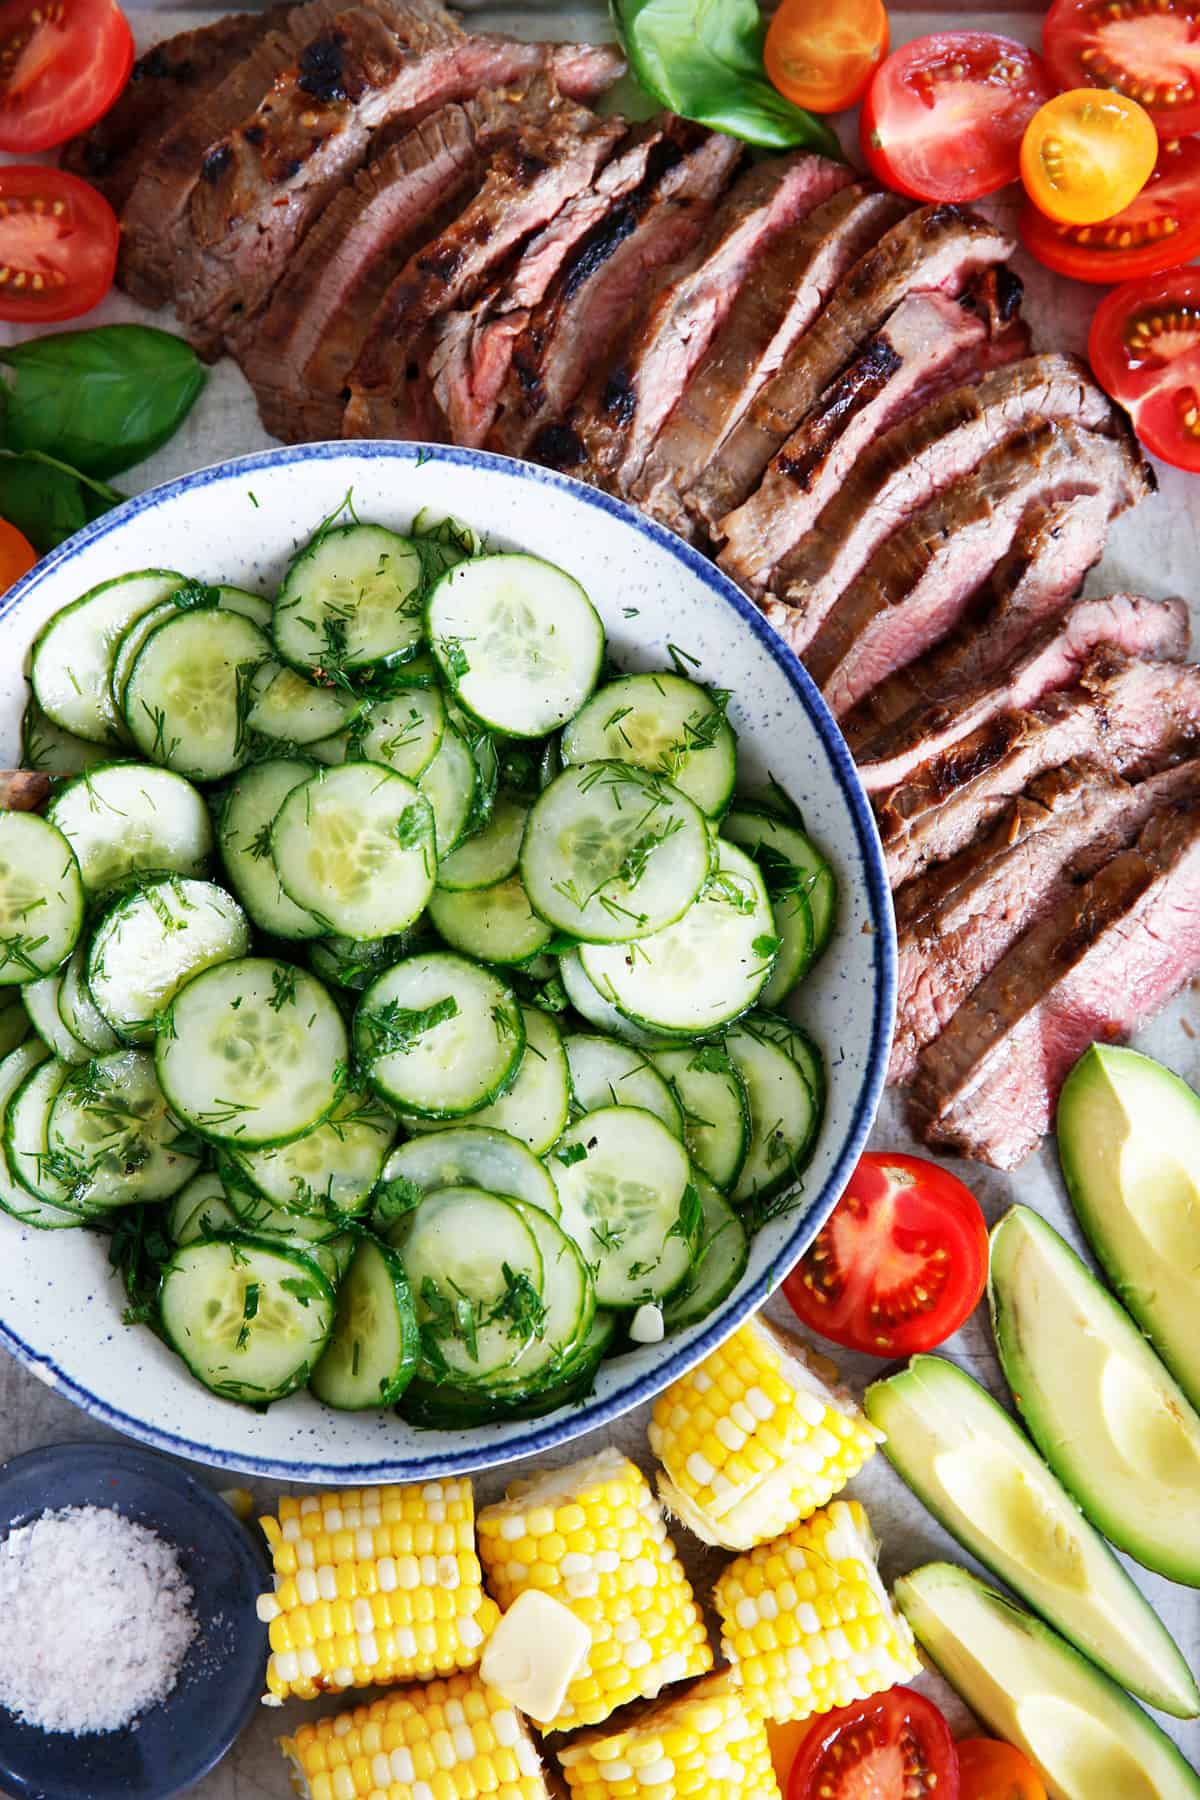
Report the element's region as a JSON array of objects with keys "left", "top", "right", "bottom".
[{"left": 480, "top": 1590, "right": 591, "bottom": 1723}]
